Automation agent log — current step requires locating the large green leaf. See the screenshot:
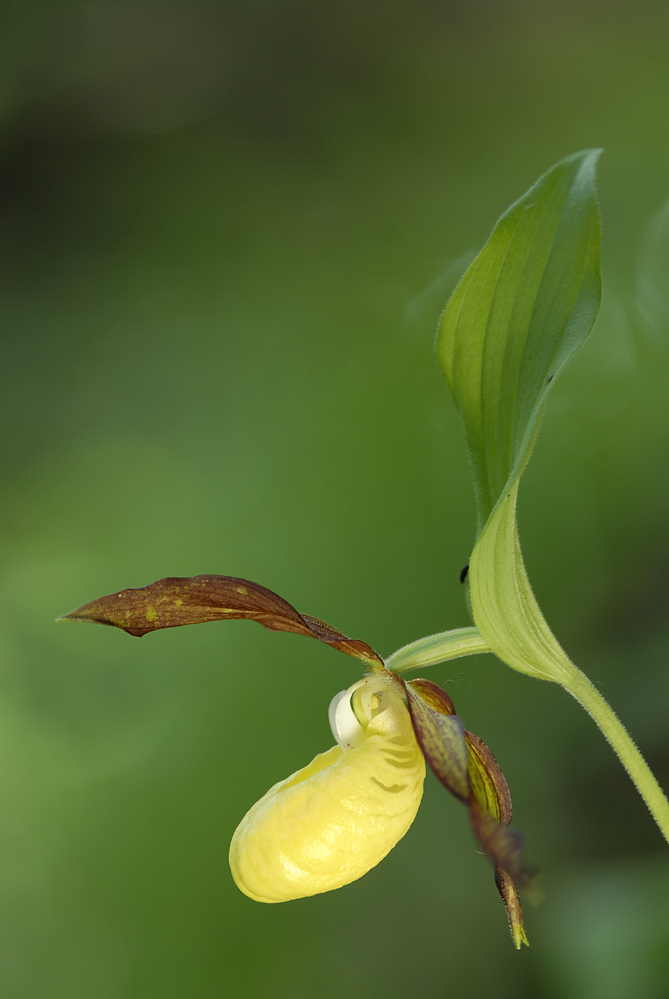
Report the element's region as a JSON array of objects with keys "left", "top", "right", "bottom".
[
  {"left": 437, "top": 150, "right": 602, "bottom": 536},
  {"left": 434, "top": 154, "right": 669, "bottom": 849},
  {"left": 437, "top": 151, "right": 602, "bottom": 682}
]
